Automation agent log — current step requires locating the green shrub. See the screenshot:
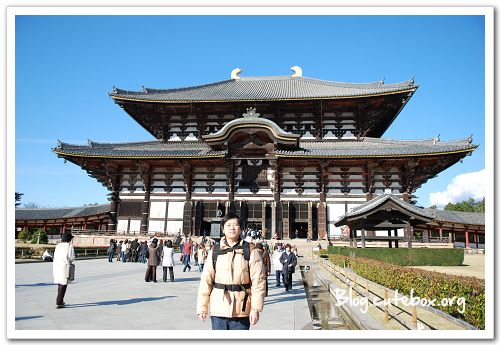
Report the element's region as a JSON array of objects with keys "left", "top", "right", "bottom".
[
  {"left": 30, "top": 229, "right": 48, "bottom": 244},
  {"left": 327, "top": 246, "right": 464, "bottom": 266},
  {"left": 18, "top": 229, "right": 32, "bottom": 243},
  {"left": 327, "top": 254, "right": 485, "bottom": 329}
]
